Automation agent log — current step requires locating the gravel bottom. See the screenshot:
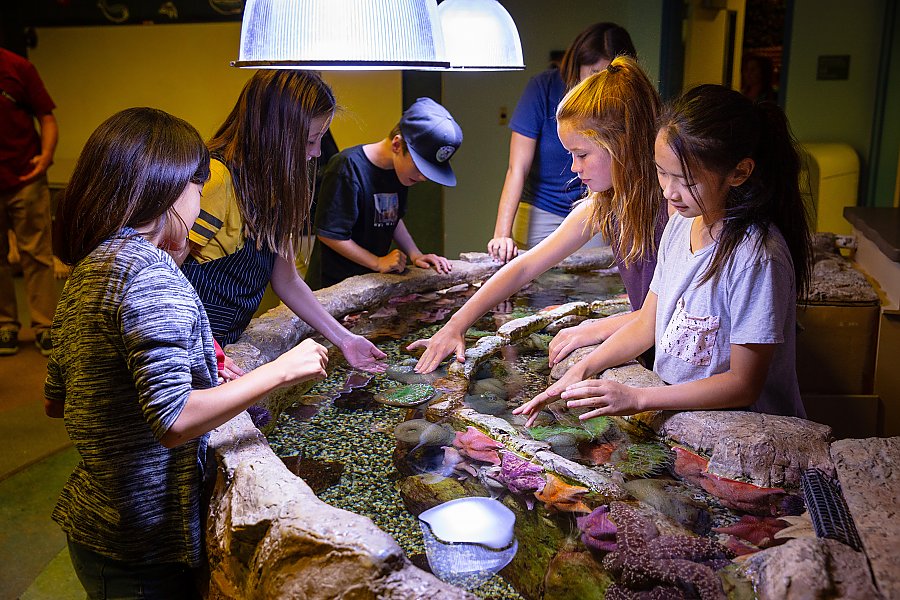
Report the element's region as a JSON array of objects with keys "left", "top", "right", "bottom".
[
  {"left": 267, "top": 337, "right": 525, "bottom": 600},
  {"left": 264, "top": 278, "right": 759, "bottom": 599}
]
